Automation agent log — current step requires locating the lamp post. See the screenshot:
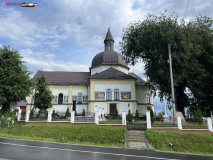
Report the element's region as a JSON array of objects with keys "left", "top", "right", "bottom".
[{"left": 168, "top": 44, "right": 177, "bottom": 120}]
